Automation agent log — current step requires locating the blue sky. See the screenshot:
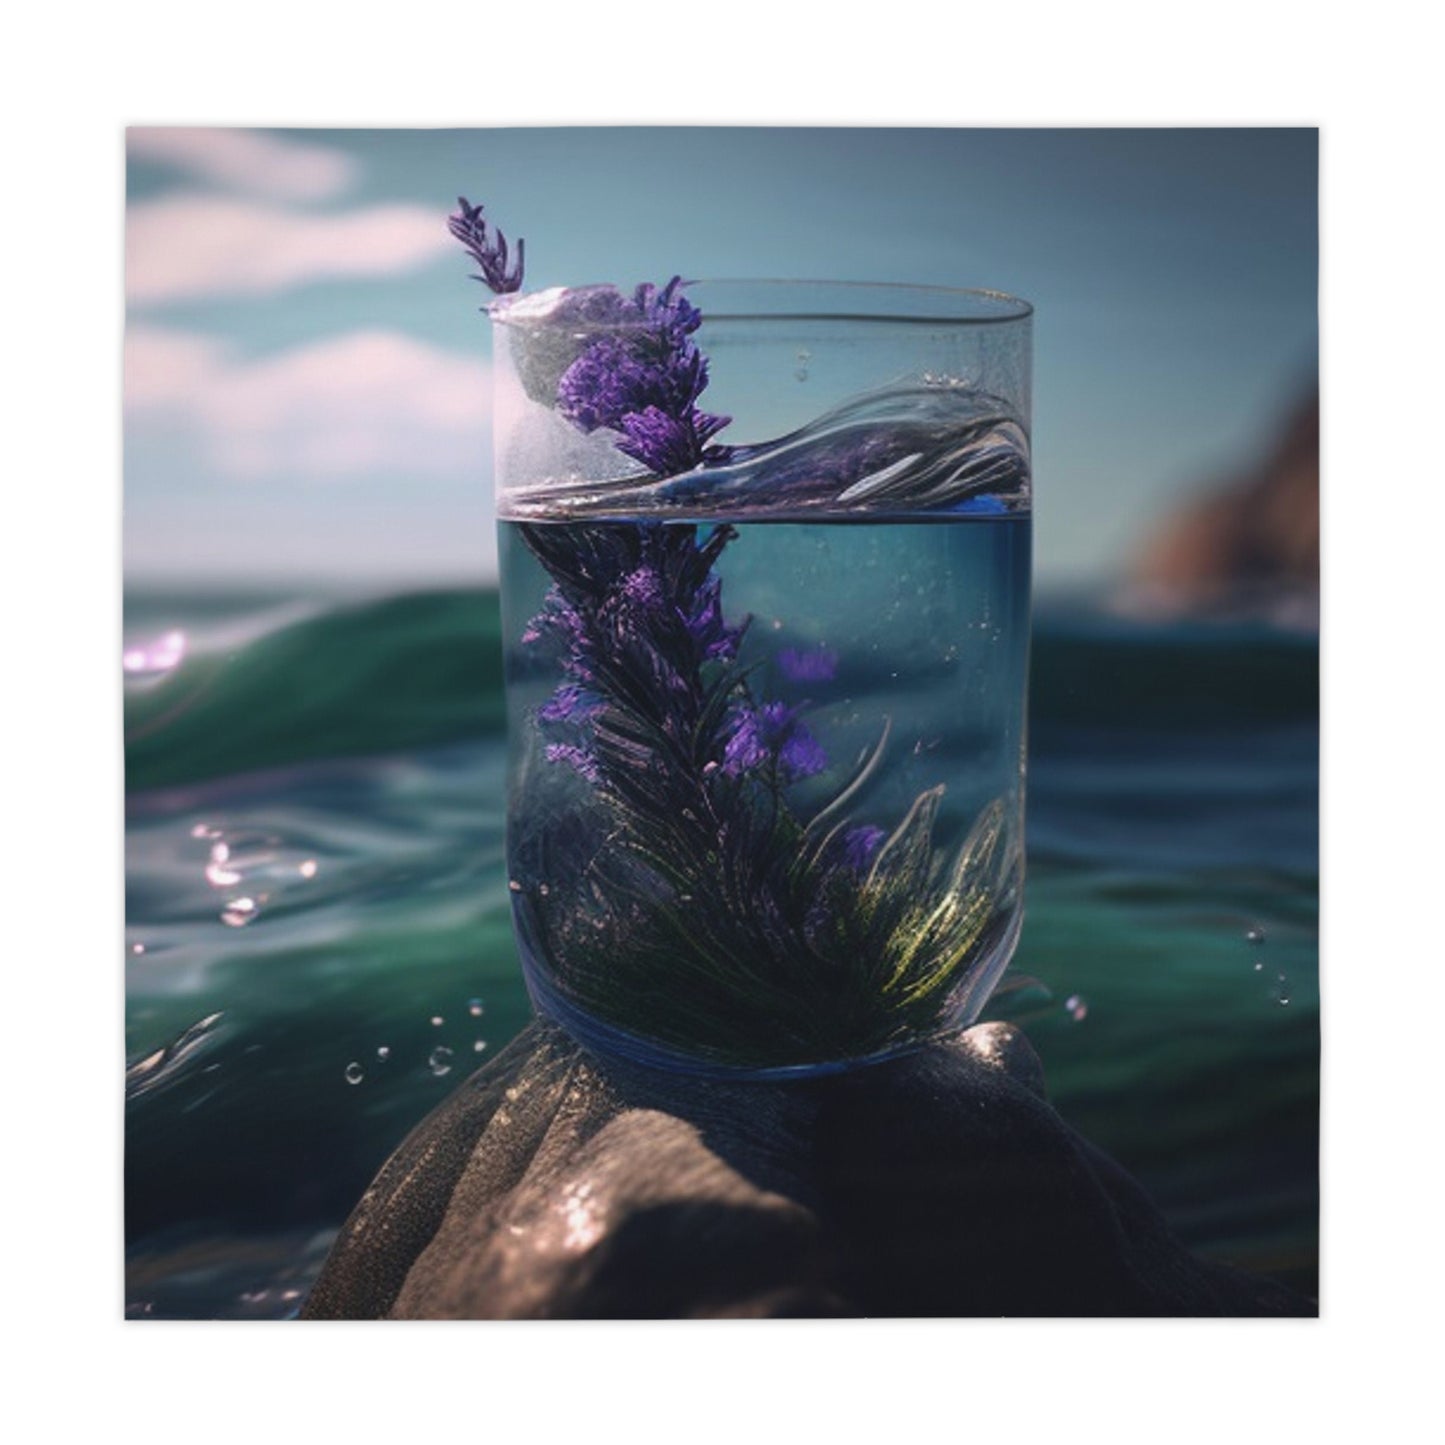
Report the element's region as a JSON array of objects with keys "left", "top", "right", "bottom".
[{"left": 124, "top": 127, "right": 1317, "bottom": 592}]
